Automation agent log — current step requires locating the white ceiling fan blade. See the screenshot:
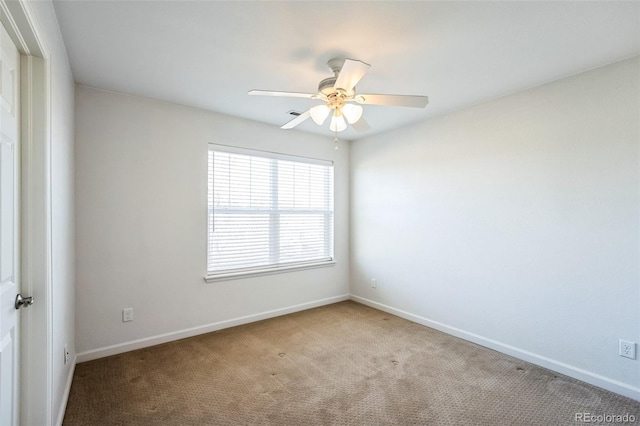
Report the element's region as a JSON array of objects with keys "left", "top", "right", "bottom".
[
  {"left": 281, "top": 110, "right": 311, "bottom": 129},
  {"left": 334, "top": 59, "right": 370, "bottom": 93},
  {"left": 355, "top": 94, "right": 429, "bottom": 108},
  {"left": 249, "top": 89, "right": 317, "bottom": 99},
  {"left": 350, "top": 116, "right": 371, "bottom": 133}
]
